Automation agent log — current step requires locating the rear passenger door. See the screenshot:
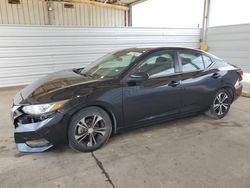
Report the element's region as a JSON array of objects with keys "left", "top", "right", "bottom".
[{"left": 177, "top": 50, "right": 222, "bottom": 113}]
